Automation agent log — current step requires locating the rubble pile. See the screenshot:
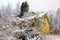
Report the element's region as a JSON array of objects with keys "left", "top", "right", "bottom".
[
  {"left": 12, "top": 17, "right": 48, "bottom": 40},
  {"left": 13, "top": 24, "right": 46, "bottom": 40}
]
